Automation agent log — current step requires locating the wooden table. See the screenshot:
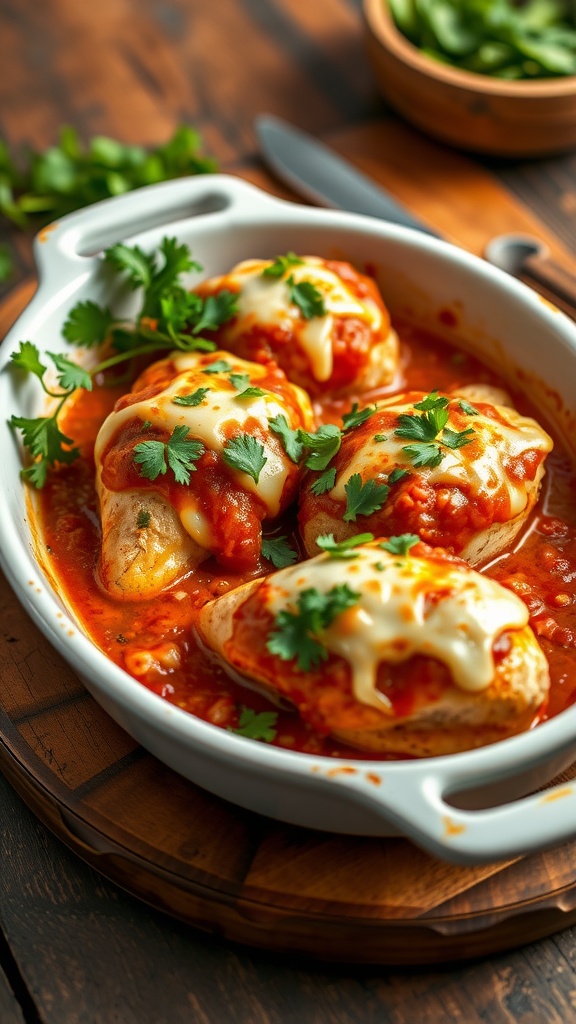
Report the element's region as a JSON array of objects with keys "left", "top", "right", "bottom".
[{"left": 3, "top": 0, "right": 576, "bottom": 1020}]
